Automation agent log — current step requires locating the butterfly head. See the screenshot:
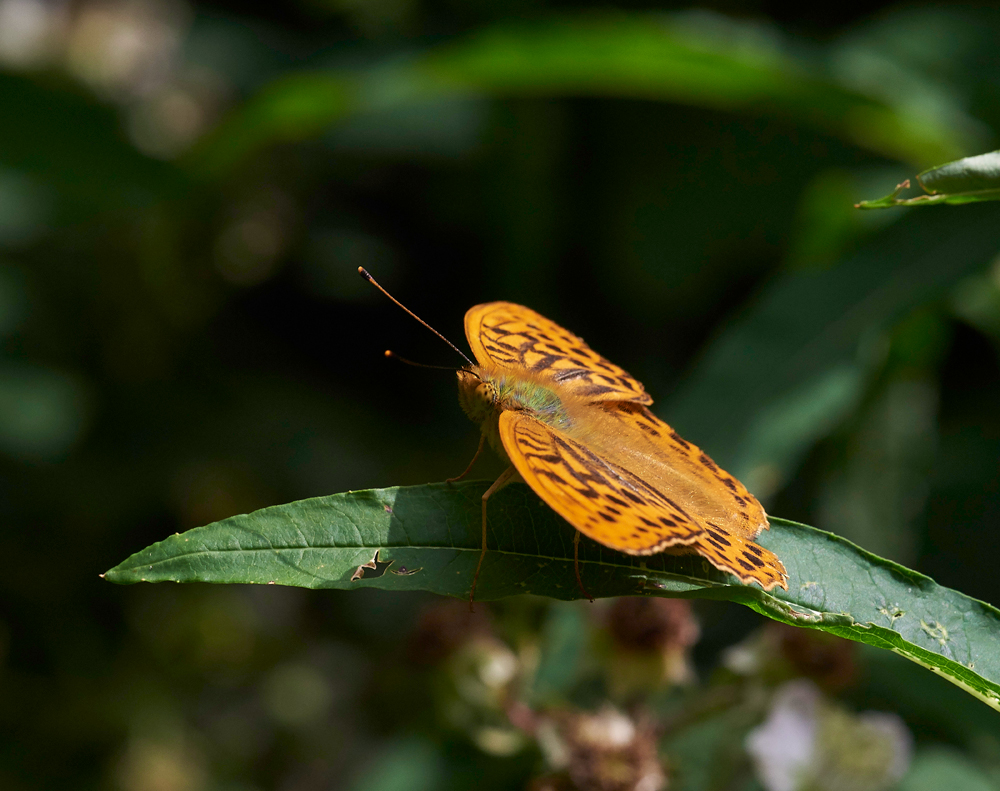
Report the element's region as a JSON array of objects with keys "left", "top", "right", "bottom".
[{"left": 456, "top": 367, "right": 498, "bottom": 426}]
